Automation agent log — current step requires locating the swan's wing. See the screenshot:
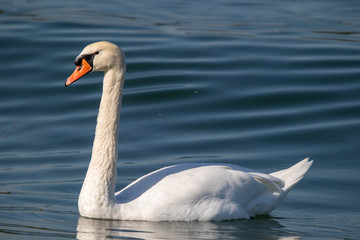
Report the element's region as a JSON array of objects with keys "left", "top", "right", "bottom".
[
  {"left": 248, "top": 172, "right": 284, "bottom": 192},
  {"left": 115, "top": 163, "right": 284, "bottom": 203},
  {"left": 114, "top": 163, "right": 288, "bottom": 220}
]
